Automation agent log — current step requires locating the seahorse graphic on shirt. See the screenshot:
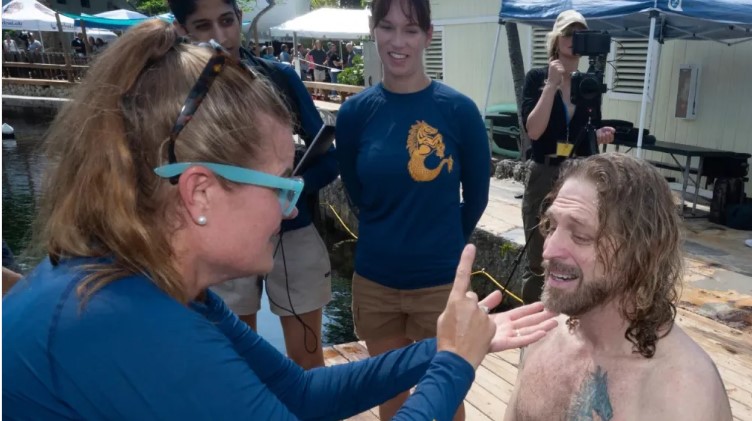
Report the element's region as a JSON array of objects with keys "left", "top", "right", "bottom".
[{"left": 406, "top": 120, "right": 453, "bottom": 182}]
